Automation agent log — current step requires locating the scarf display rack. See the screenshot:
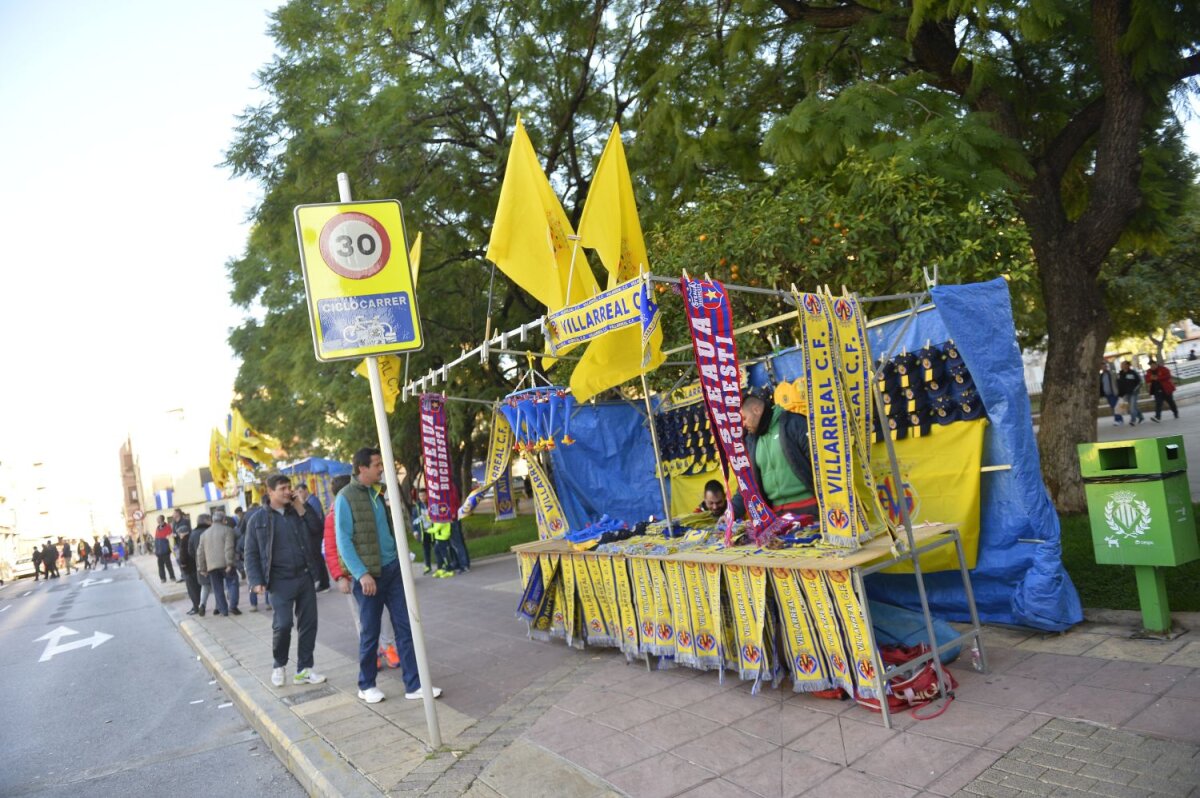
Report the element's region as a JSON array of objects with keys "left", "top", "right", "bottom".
[{"left": 399, "top": 276, "right": 987, "bottom": 729}]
